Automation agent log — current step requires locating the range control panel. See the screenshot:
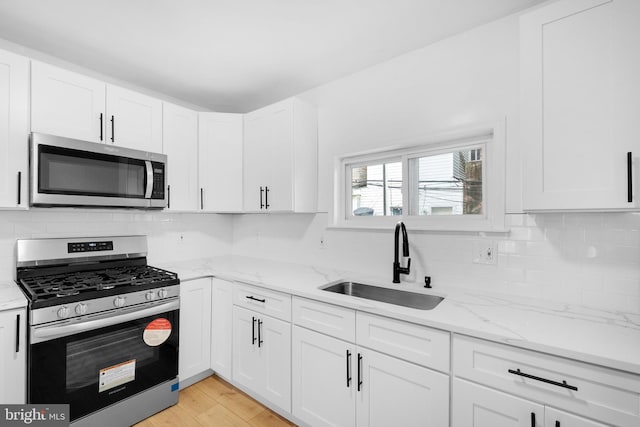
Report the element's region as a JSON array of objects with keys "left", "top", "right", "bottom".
[{"left": 67, "top": 241, "right": 114, "bottom": 253}]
